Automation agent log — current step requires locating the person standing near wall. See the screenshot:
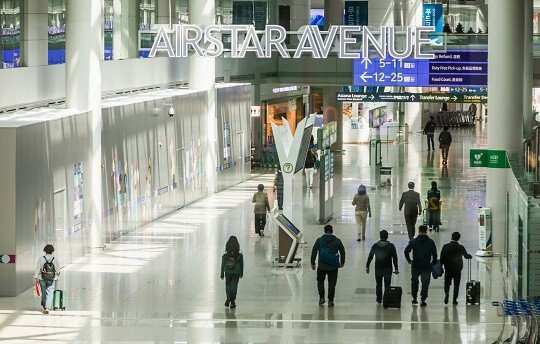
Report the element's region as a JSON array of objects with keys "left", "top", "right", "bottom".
[
  {"left": 352, "top": 184, "right": 371, "bottom": 241},
  {"left": 34, "top": 245, "right": 60, "bottom": 314},
  {"left": 220, "top": 236, "right": 244, "bottom": 309},
  {"left": 252, "top": 184, "right": 270, "bottom": 237},
  {"left": 304, "top": 150, "right": 317, "bottom": 188}
]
